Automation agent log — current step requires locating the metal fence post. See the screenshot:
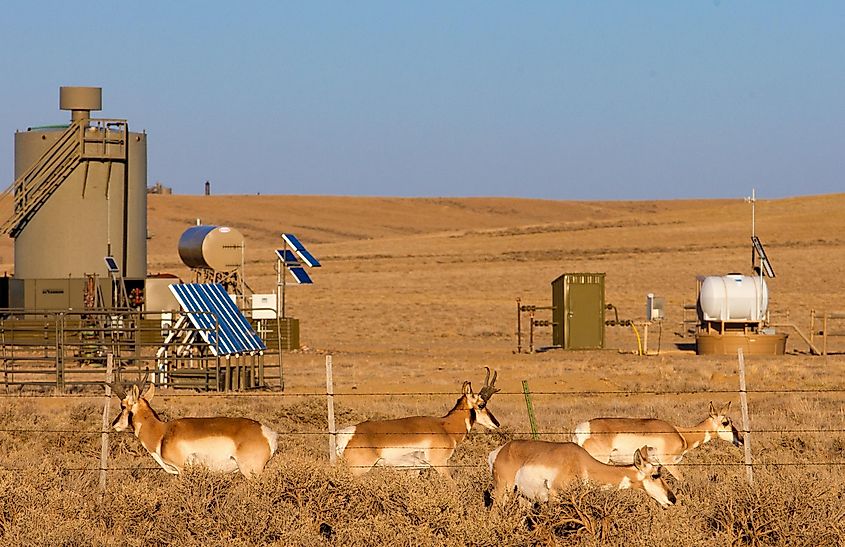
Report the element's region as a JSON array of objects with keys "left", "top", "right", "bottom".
[{"left": 522, "top": 380, "right": 540, "bottom": 440}]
